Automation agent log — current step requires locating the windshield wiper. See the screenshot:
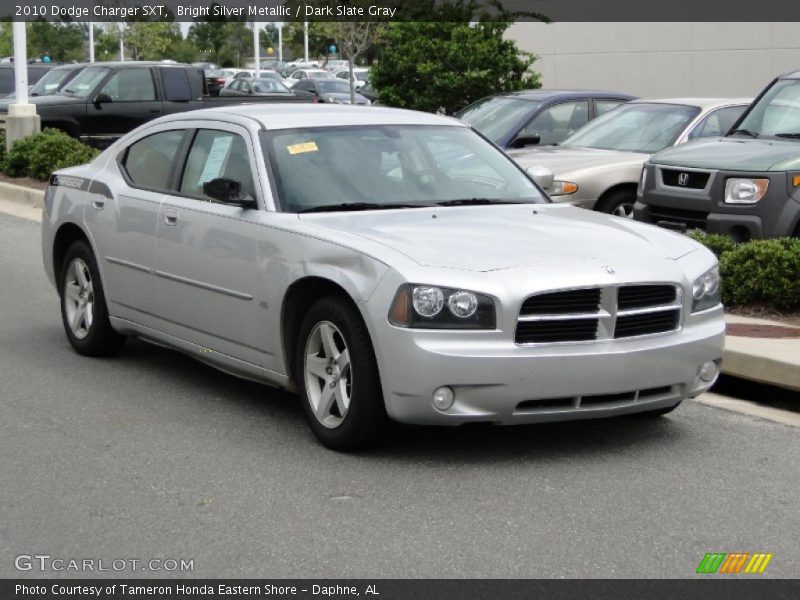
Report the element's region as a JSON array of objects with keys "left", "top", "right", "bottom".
[
  {"left": 435, "top": 198, "right": 527, "bottom": 206},
  {"left": 728, "top": 128, "right": 759, "bottom": 138},
  {"left": 774, "top": 132, "right": 800, "bottom": 139},
  {"left": 298, "top": 202, "right": 430, "bottom": 213}
]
